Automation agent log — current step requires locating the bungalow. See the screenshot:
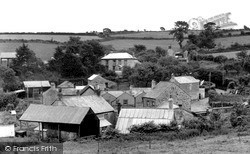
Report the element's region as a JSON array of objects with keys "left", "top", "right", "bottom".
[
  {"left": 19, "top": 104, "right": 99, "bottom": 140},
  {"left": 102, "top": 91, "right": 135, "bottom": 107},
  {"left": 88, "top": 74, "right": 116, "bottom": 90},
  {"left": 23, "top": 81, "right": 51, "bottom": 99},
  {"left": 142, "top": 81, "right": 191, "bottom": 110}
]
